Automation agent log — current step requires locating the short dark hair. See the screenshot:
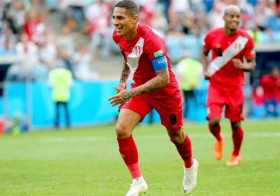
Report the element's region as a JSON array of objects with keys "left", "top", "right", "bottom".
[{"left": 114, "top": 0, "right": 139, "bottom": 15}]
